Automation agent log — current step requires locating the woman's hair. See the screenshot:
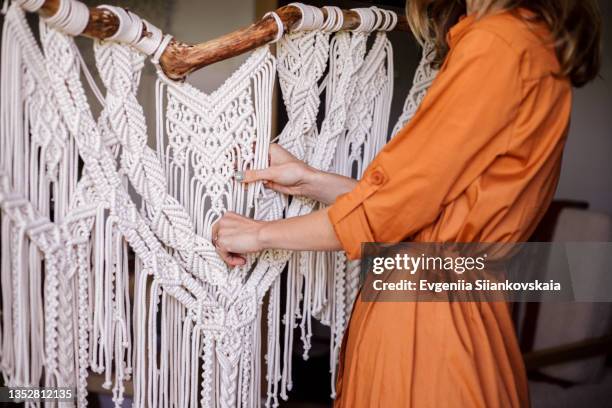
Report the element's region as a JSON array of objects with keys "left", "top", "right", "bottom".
[{"left": 406, "top": 0, "right": 601, "bottom": 87}]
